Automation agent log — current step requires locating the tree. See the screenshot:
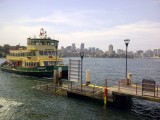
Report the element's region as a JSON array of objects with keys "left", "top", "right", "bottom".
[{"left": 3, "top": 44, "right": 11, "bottom": 56}]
